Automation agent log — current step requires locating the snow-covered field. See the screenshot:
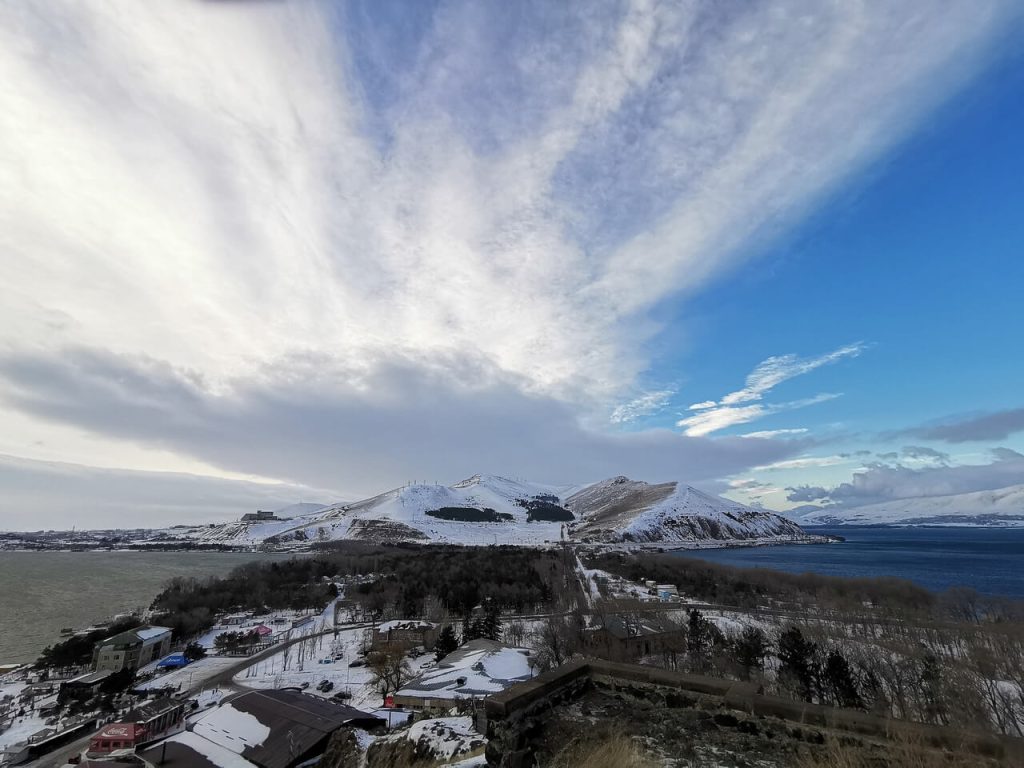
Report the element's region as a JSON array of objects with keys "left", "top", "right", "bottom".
[{"left": 231, "top": 625, "right": 434, "bottom": 715}]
